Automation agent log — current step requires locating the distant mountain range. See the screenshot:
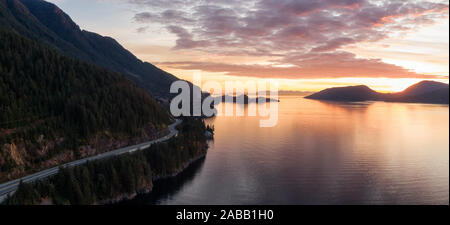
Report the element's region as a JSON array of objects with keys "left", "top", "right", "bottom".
[
  {"left": 278, "top": 90, "right": 314, "bottom": 96},
  {"left": 217, "top": 95, "right": 280, "bottom": 104},
  {"left": 0, "top": 0, "right": 178, "bottom": 100},
  {"left": 305, "top": 81, "right": 449, "bottom": 104}
]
